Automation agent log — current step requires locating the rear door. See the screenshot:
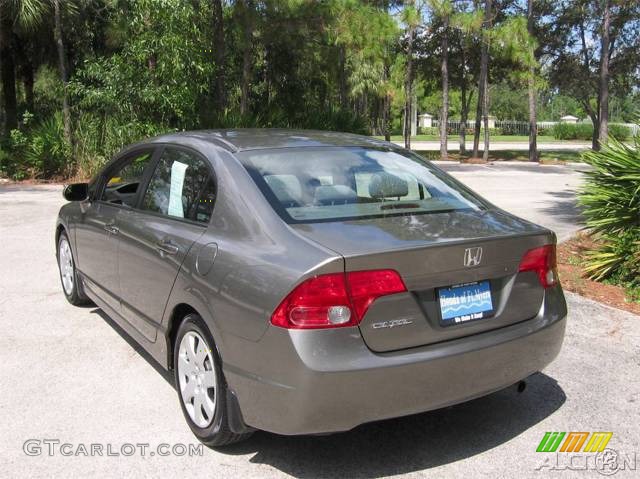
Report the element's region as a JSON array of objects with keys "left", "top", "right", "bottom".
[{"left": 116, "top": 146, "right": 216, "bottom": 341}]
